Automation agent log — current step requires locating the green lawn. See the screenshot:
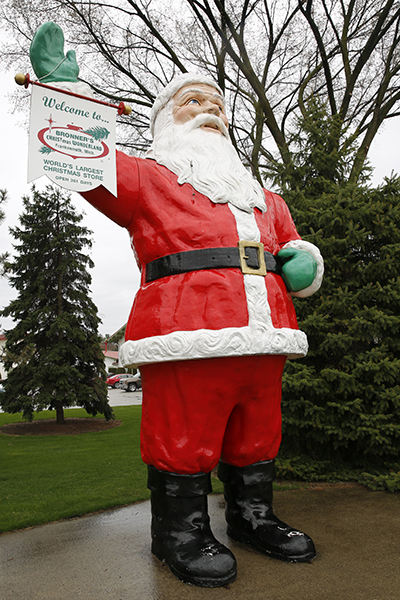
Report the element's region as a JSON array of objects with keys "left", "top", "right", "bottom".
[{"left": 0, "top": 405, "right": 223, "bottom": 533}]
